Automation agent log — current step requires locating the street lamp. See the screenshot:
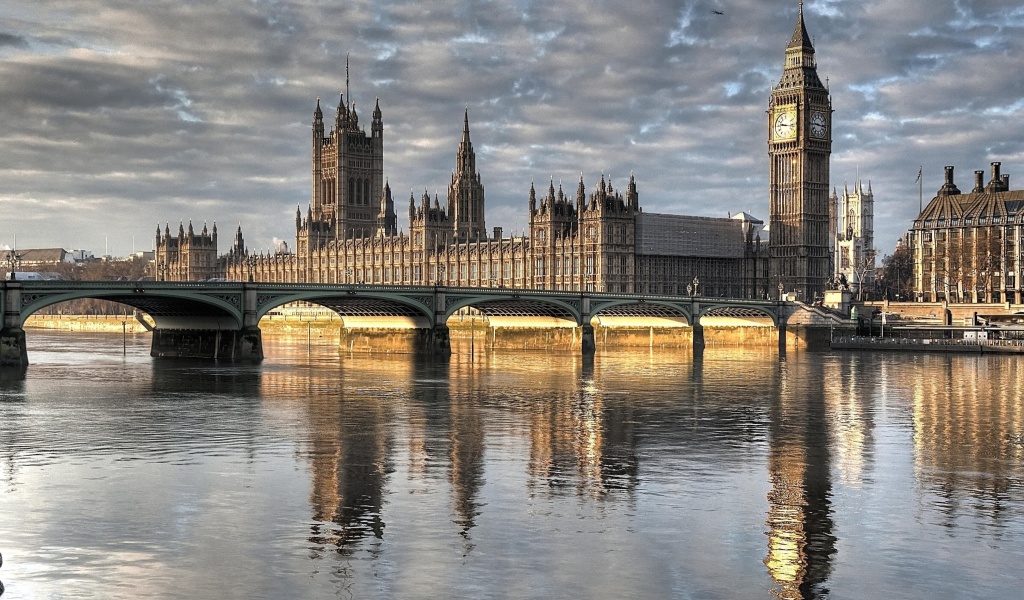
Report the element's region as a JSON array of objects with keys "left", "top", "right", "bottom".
[
  {"left": 692, "top": 276, "right": 700, "bottom": 297},
  {"left": 778, "top": 282, "right": 785, "bottom": 301},
  {"left": 246, "top": 254, "right": 258, "bottom": 282},
  {"left": 5, "top": 249, "right": 22, "bottom": 280},
  {"left": 157, "top": 262, "right": 168, "bottom": 282}
]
